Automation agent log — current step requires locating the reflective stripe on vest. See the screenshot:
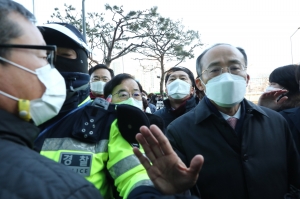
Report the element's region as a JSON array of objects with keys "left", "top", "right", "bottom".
[
  {"left": 41, "top": 137, "right": 108, "bottom": 153},
  {"left": 108, "top": 154, "right": 141, "bottom": 180},
  {"left": 108, "top": 120, "right": 152, "bottom": 199},
  {"left": 78, "top": 96, "right": 92, "bottom": 107}
]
